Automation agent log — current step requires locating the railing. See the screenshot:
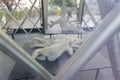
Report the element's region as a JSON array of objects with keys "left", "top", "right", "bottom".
[{"left": 0, "top": 0, "right": 120, "bottom": 80}]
